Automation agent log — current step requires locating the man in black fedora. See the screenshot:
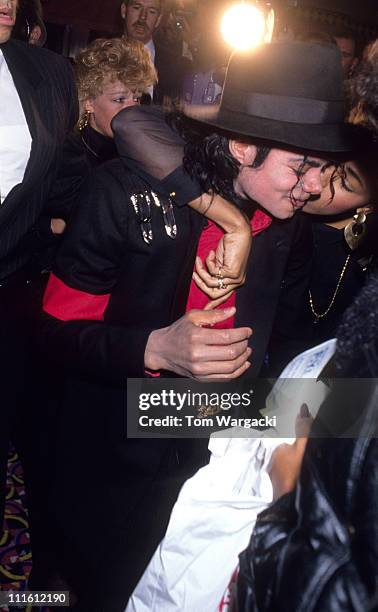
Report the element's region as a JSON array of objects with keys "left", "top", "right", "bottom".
[
  {"left": 116, "top": 40, "right": 354, "bottom": 374},
  {"left": 39, "top": 41, "right": 353, "bottom": 610}
]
